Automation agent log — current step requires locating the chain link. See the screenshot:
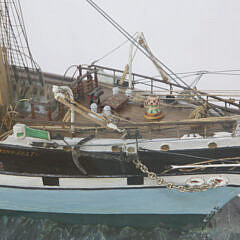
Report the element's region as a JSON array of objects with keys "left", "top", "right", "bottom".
[{"left": 133, "top": 158, "right": 219, "bottom": 192}]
